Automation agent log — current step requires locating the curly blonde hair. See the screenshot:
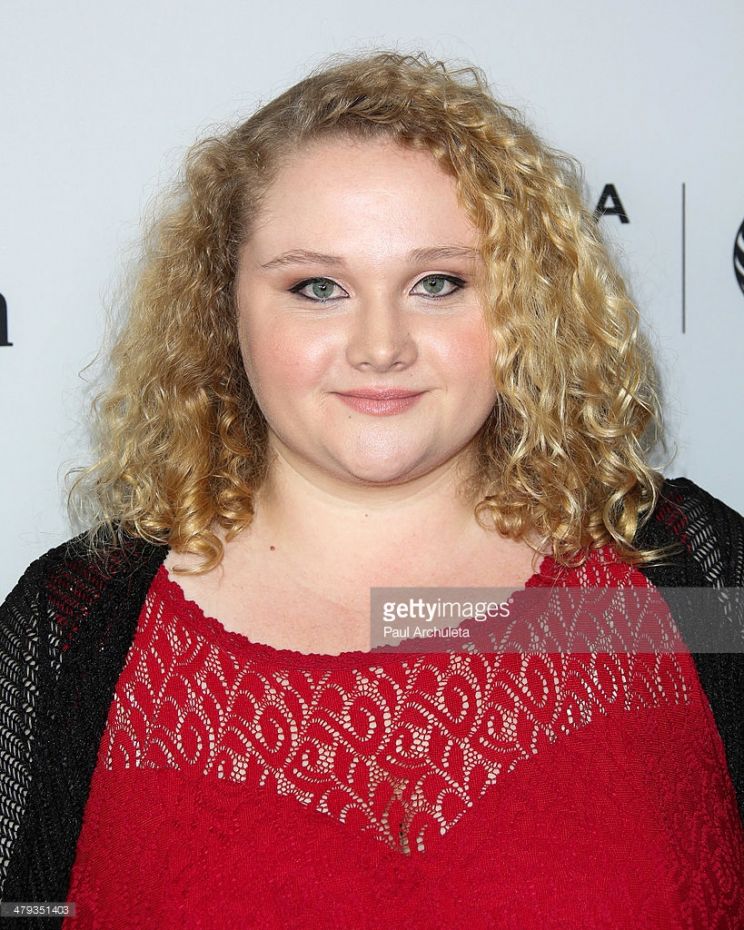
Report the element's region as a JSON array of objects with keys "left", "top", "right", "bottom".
[{"left": 66, "top": 48, "right": 679, "bottom": 575}]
